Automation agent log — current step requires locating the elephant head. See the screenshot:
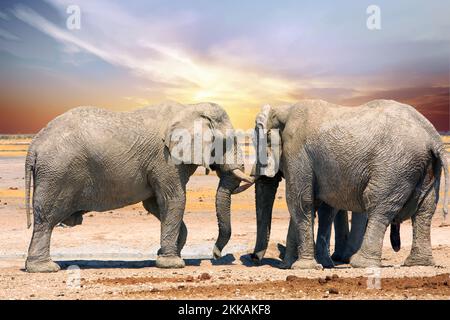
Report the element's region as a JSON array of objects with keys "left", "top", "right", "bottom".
[
  {"left": 164, "top": 102, "right": 254, "bottom": 258},
  {"left": 251, "top": 104, "right": 291, "bottom": 262}
]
